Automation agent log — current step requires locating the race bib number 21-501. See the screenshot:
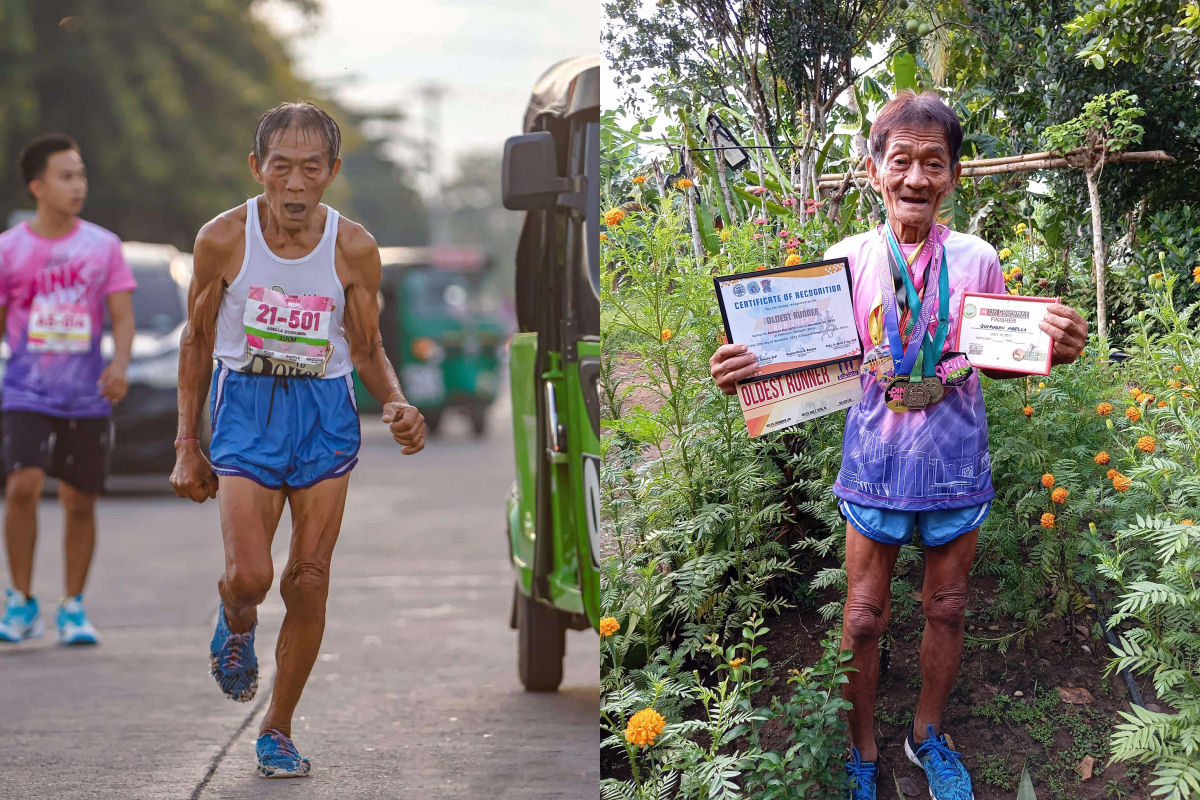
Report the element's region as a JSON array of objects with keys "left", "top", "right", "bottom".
[{"left": 241, "top": 285, "right": 334, "bottom": 376}]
